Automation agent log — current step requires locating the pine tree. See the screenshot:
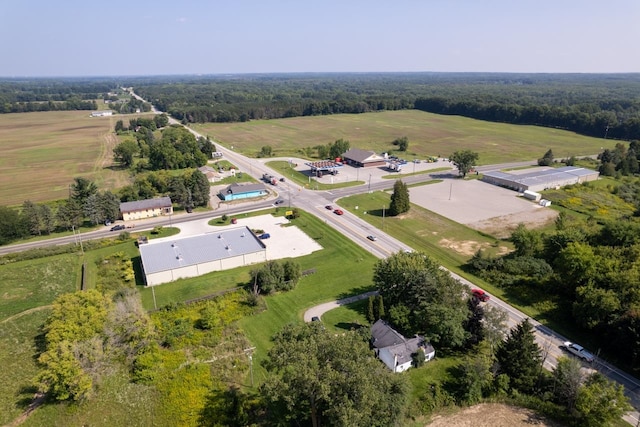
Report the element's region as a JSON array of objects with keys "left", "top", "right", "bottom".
[
  {"left": 495, "top": 318, "right": 542, "bottom": 393},
  {"left": 376, "top": 295, "right": 385, "bottom": 320},
  {"left": 497, "top": 320, "right": 539, "bottom": 386},
  {"left": 389, "top": 180, "right": 410, "bottom": 216},
  {"left": 366, "top": 296, "right": 375, "bottom": 323}
]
